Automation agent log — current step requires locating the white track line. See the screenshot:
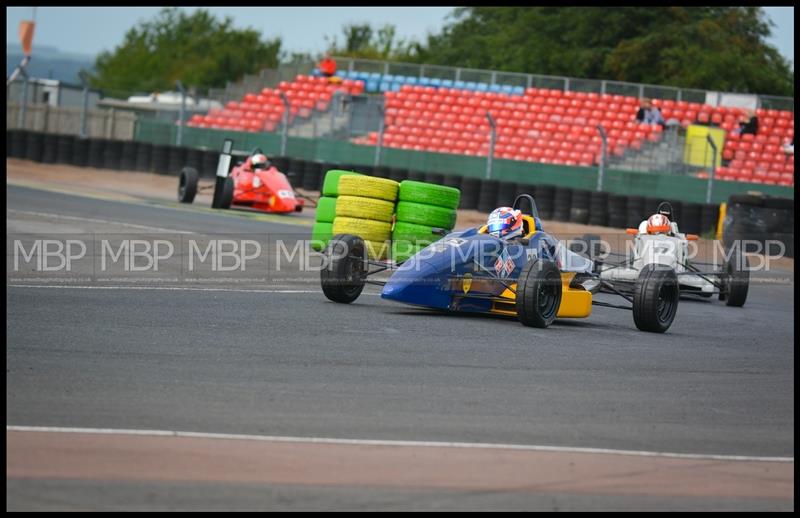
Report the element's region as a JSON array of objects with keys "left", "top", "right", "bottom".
[
  {"left": 7, "top": 209, "right": 195, "bottom": 234},
  {"left": 6, "top": 426, "right": 792, "bottom": 463},
  {"left": 7, "top": 285, "right": 320, "bottom": 294},
  {"left": 6, "top": 284, "right": 382, "bottom": 296}
]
